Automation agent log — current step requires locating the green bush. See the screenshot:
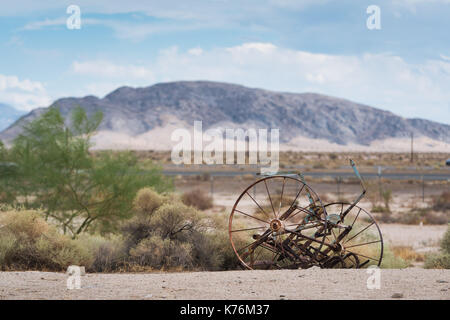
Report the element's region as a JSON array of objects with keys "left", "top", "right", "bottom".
[{"left": 1, "top": 107, "right": 172, "bottom": 237}]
